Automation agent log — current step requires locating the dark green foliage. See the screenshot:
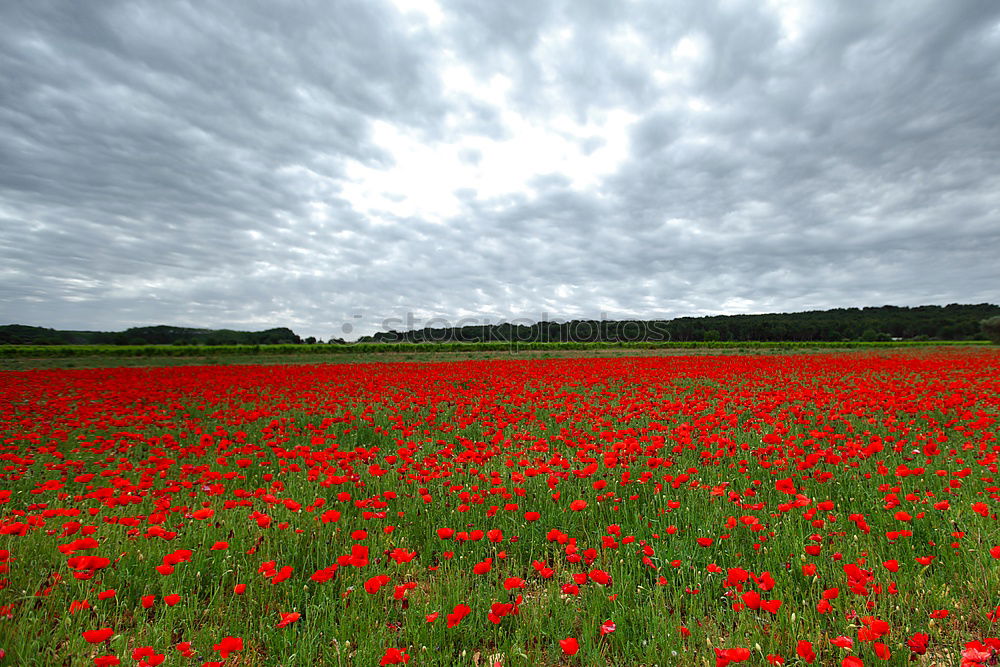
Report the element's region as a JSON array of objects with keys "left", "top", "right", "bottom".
[
  {"left": 3, "top": 303, "right": 998, "bottom": 347},
  {"left": 0, "top": 324, "right": 301, "bottom": 346},
  {"left": 982, "top": 316, "right": 1000, "bottom": 344},
  {"left": 358, "top": 303, "right": 1000, "bottom": 344}
]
